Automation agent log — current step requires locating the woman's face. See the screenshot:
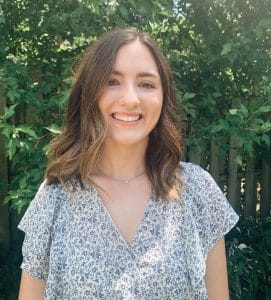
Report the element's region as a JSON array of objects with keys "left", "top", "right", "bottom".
[{"left": 98, "top": 40, "right": 163, "bottom": 148}]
